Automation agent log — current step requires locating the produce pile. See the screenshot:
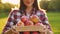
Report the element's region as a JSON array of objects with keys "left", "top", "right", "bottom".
[
  {"left": 16, "top": 15, "right": 44, "bottom": 26},
  {"left": 15, "top": 15, "right": 45, "bottom": 34}
]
